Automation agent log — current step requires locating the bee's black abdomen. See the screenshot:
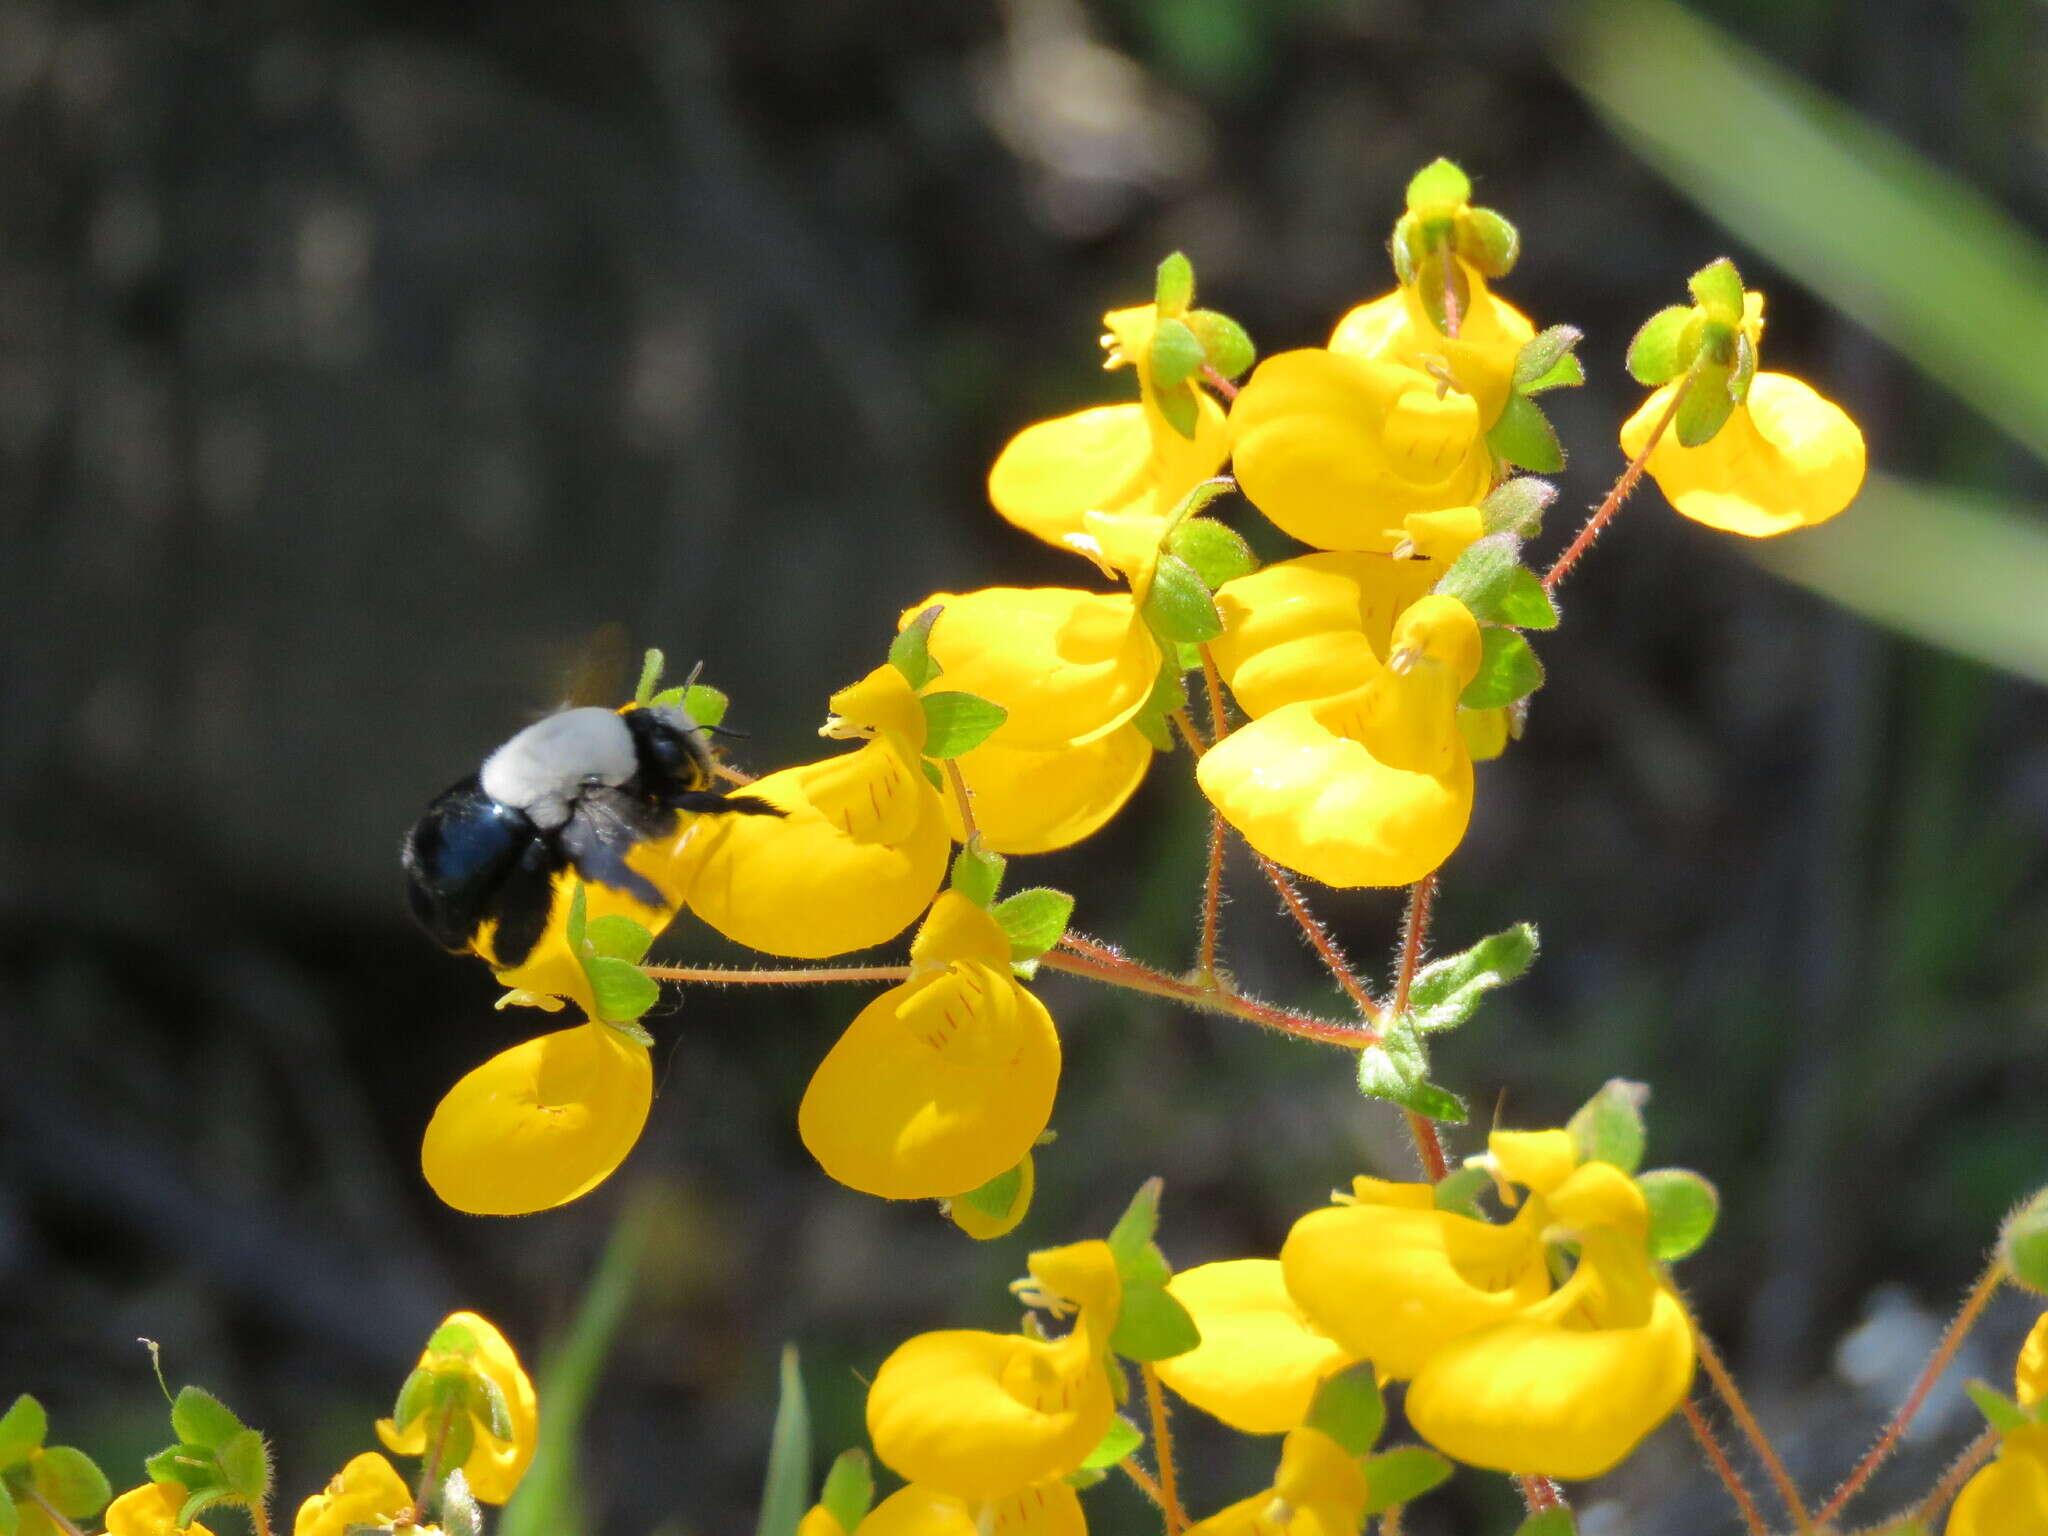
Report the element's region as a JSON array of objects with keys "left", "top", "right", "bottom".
[{"left": 402, "top": 776, "right": 550, "bottom": 954}]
